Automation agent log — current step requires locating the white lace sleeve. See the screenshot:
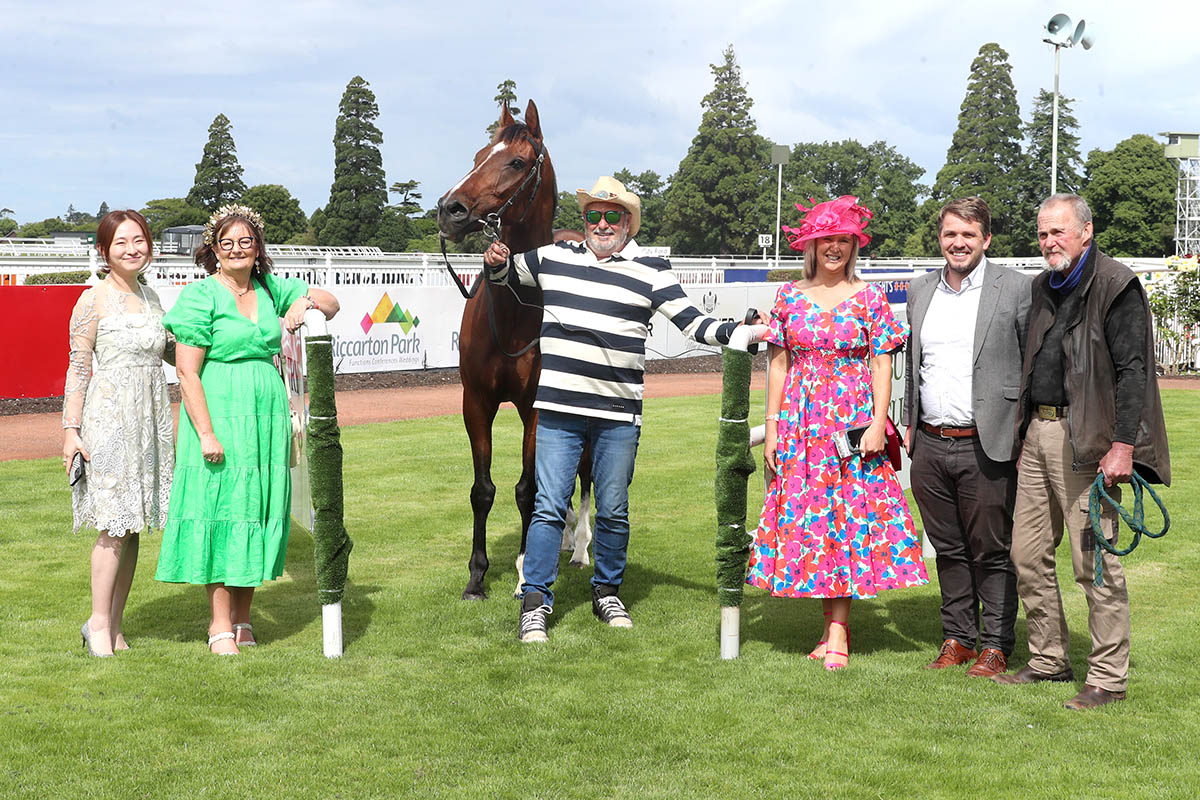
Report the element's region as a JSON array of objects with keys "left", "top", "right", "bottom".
[{"left": 62, "top": 288, "right": 99, "bottom": 429}]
